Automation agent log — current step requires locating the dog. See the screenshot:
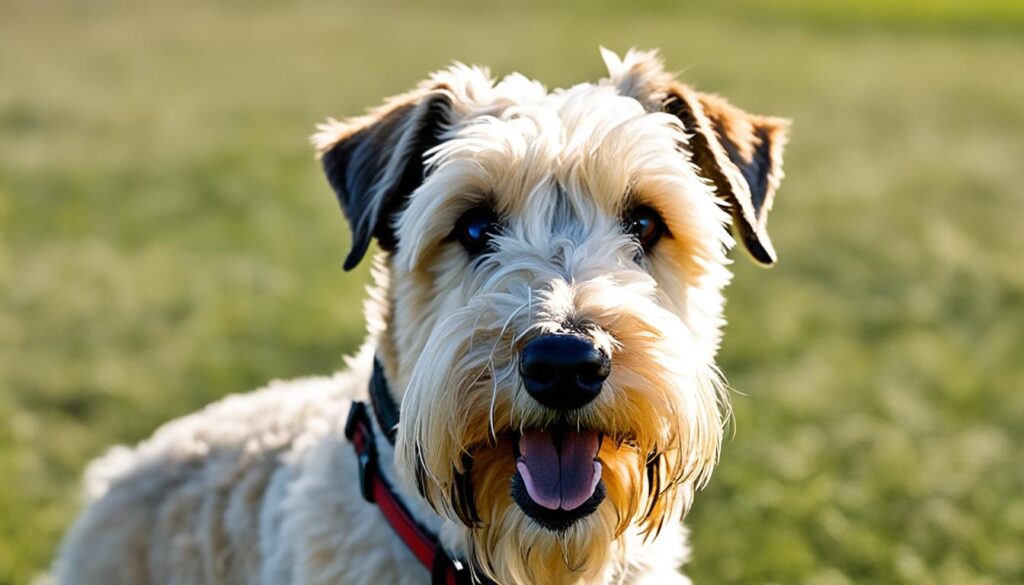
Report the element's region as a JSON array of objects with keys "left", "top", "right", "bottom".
[{"left": 54, "top": 48, "right": 788, "bottom": 584}]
